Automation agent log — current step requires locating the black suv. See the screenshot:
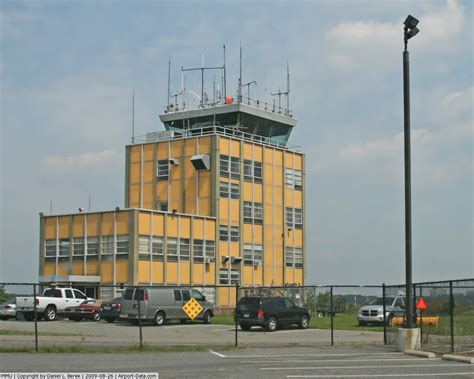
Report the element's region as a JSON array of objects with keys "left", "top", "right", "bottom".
[{"left": 235, "top": 296, "right": 310, "bottom": 332}]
